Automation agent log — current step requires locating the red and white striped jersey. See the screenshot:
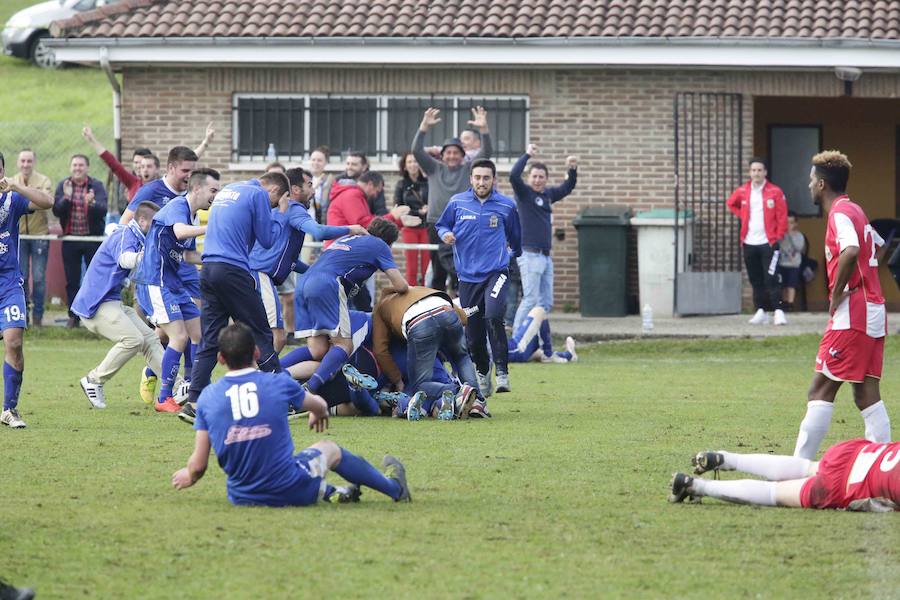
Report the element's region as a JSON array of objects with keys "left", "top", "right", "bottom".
[{"left": 824, "top": 196, "right": 886, "bottom": 338}]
